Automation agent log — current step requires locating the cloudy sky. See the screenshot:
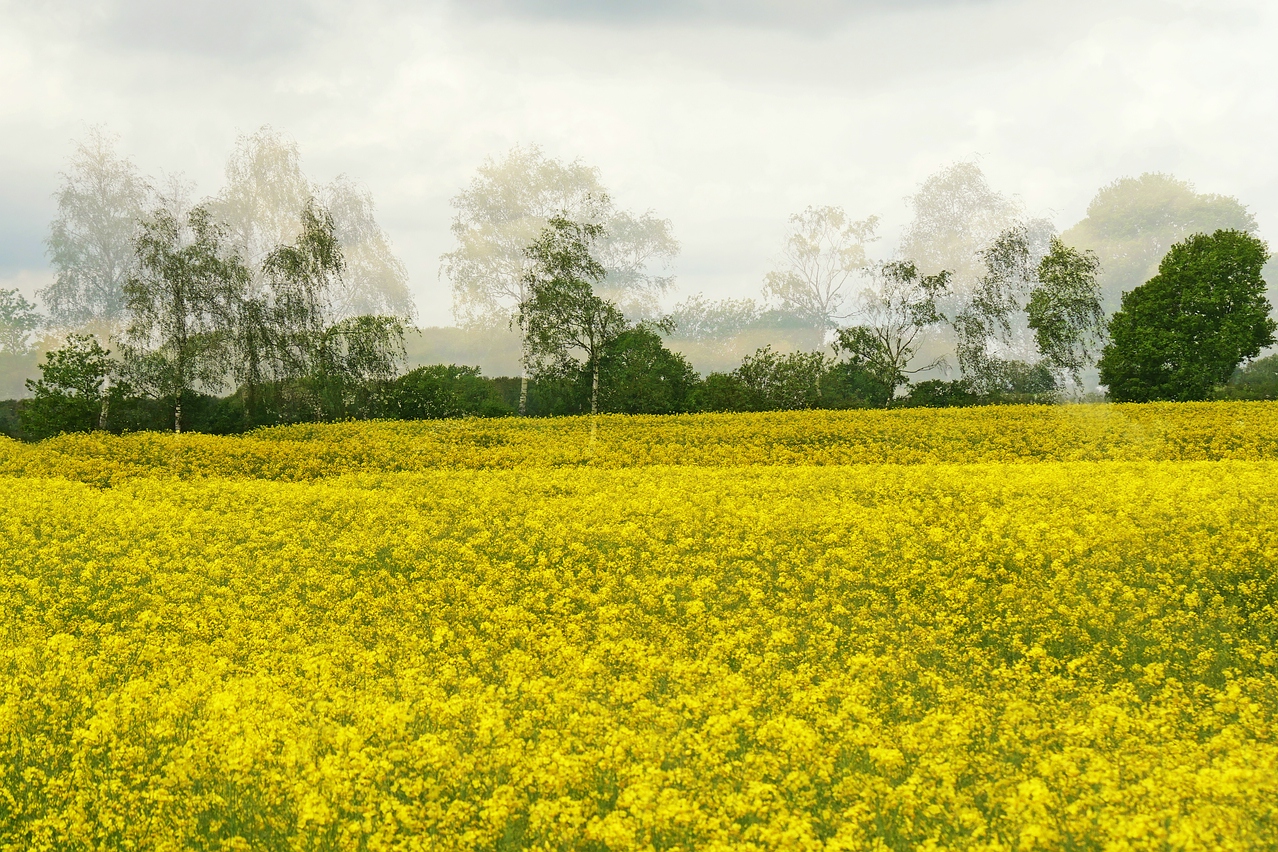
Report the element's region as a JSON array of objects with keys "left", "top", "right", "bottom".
[{"left": 2, "top": 0, "right": 1275, "bottom": 325}]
